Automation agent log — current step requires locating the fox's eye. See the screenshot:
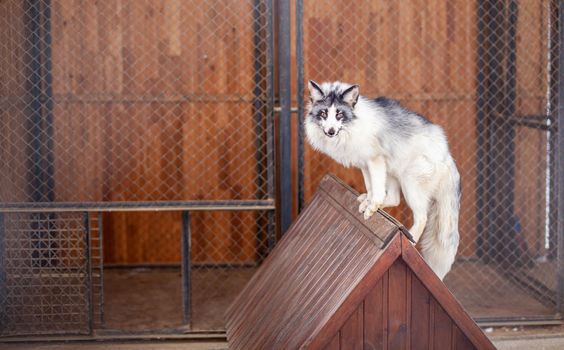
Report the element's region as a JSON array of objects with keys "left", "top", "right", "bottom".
[
  {"left": 336, "top": 111, "right": 343, "bottom": 120},
  {"left": 318, "top": 110, "right": 327, "bottom": 119}
]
